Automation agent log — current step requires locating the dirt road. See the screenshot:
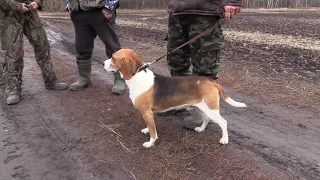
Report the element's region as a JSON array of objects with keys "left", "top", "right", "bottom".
[{"left": 0, "top": 10, "right": 319, "bottom": 180}]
